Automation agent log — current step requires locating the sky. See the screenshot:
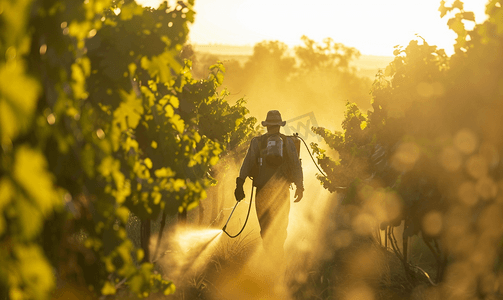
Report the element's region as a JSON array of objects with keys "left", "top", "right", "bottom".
[{"left": 137, "top": 0, "right": 489, "bottom": 56}]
